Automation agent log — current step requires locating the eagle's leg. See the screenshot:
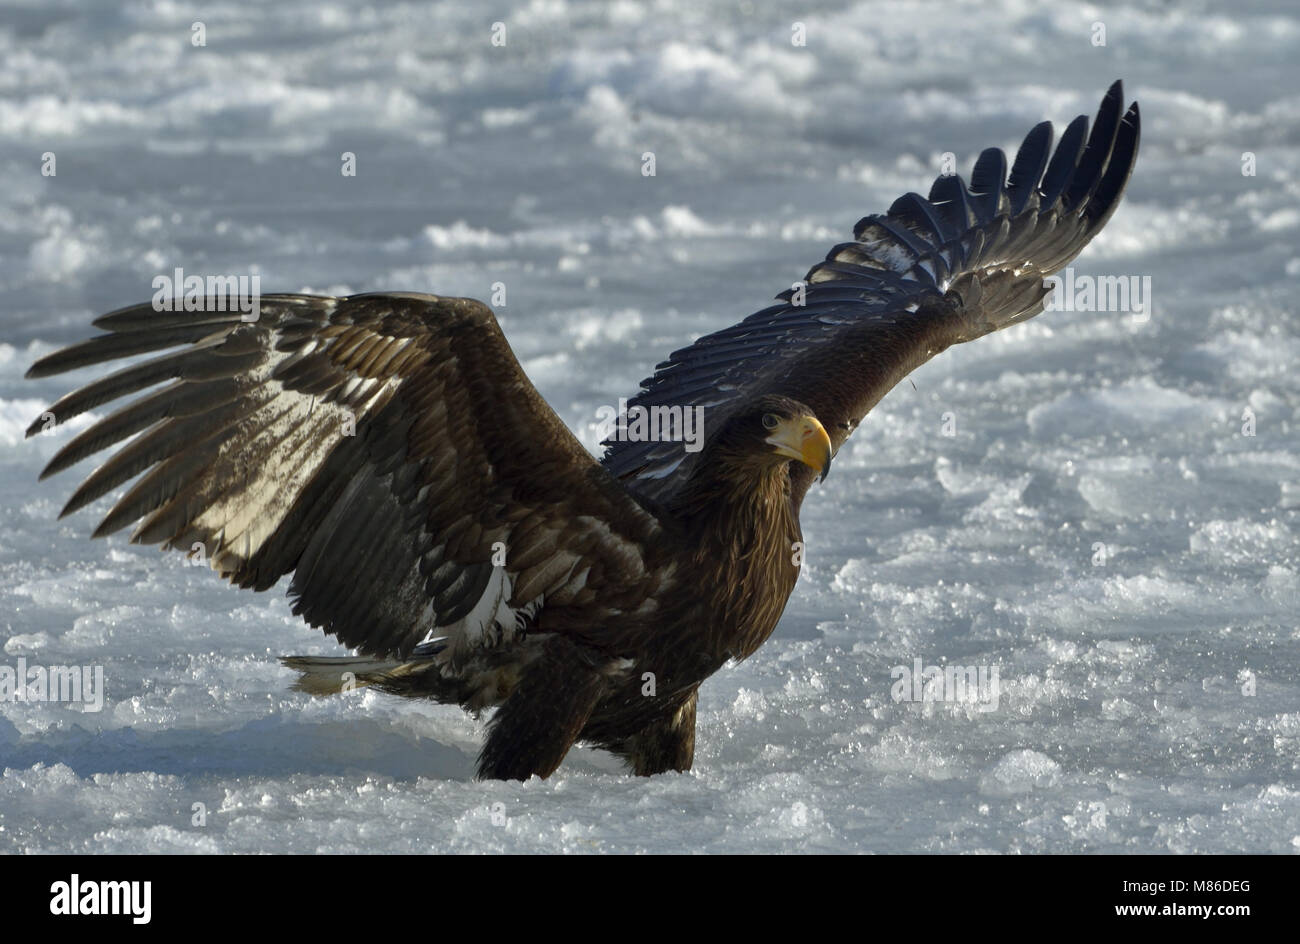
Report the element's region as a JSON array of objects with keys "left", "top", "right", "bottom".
[
  {"left": 476, "top": 636, "right": 606, "bottom": 781},
  {"left": 617, "top": 687, "right": 698, "bottom": 776}
]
